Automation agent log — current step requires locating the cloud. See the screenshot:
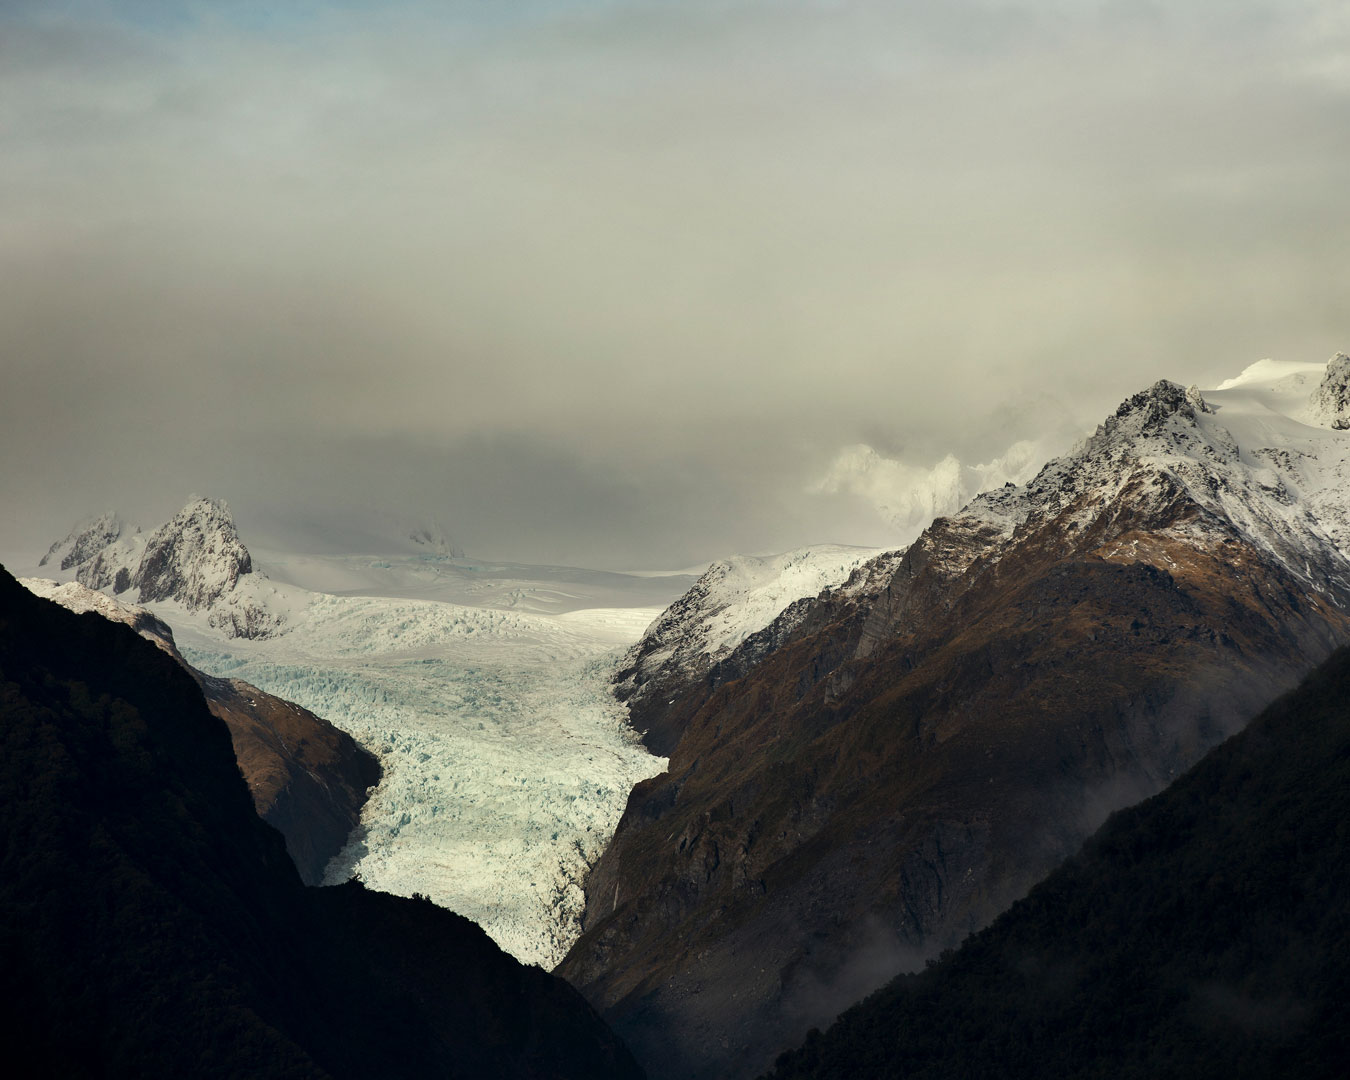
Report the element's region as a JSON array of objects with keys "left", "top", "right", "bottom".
[
  {"left": 2, "top": 2, "right": 1348, "bottom": 566},
  {"left": 812, "top": 439, "right": 1050, "bottom": 544}
]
